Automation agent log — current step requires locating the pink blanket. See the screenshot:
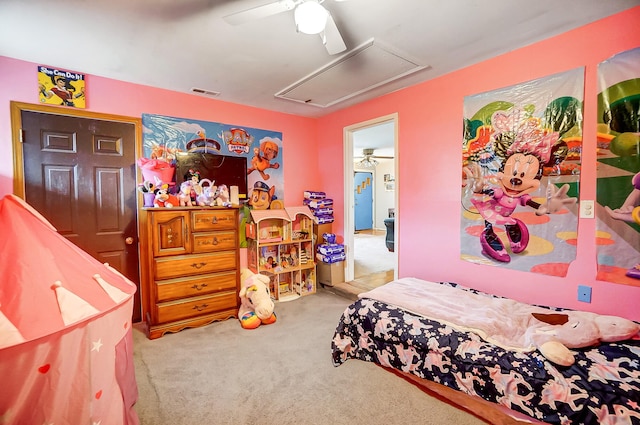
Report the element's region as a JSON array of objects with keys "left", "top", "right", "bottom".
[{"left": 358, "top": 278, "right": 635, "bottom": 353}]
